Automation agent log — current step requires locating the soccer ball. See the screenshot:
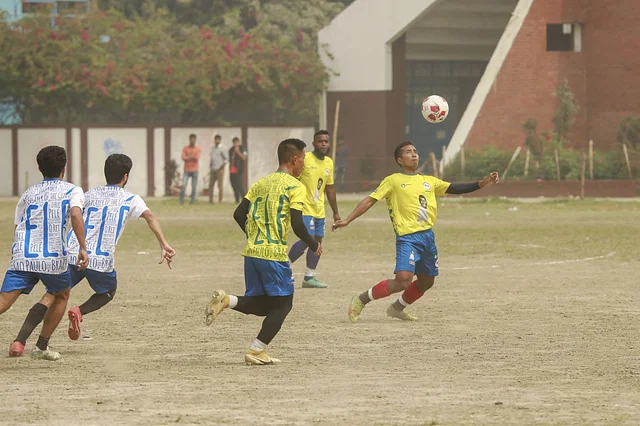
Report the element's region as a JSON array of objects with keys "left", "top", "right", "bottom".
[{"left": 421, "top": 95, "right": 449, "bottom": 123}]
